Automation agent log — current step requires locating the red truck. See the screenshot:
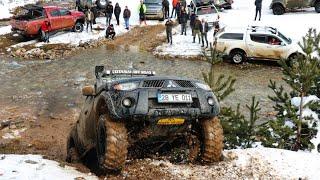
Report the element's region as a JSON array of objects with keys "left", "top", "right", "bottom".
[{"left": 11, "top": 5, "right": 85, "bottom": 38}]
